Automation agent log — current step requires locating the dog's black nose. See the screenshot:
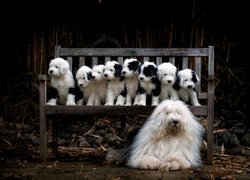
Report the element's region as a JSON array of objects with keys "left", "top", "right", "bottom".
[
  {"left": 168, "top": 80, "right": 172, "bottom": 83},
  {"left": 173, "top": 120, "right": 179, "bottom": 125},
  {"left": 122, "top": 71, "right": 126, "bottom": 75},
  {"left": 49, "top": 70, "right": 53, "bottom": 74},
  {"left": 104, "top": 74, "right": 108, "bottom": 77},
  {"left": 188, "top": 85, "right": 192, "bottom": 88},
  {"left": 79, "top": 84, "right": 83, "bottom": 87},
  {"left": 92, "top": 76, "right": 95, "bottom": 79},
  {"left": 140, "top": 77, "right": 144, "bottom": 81}
]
